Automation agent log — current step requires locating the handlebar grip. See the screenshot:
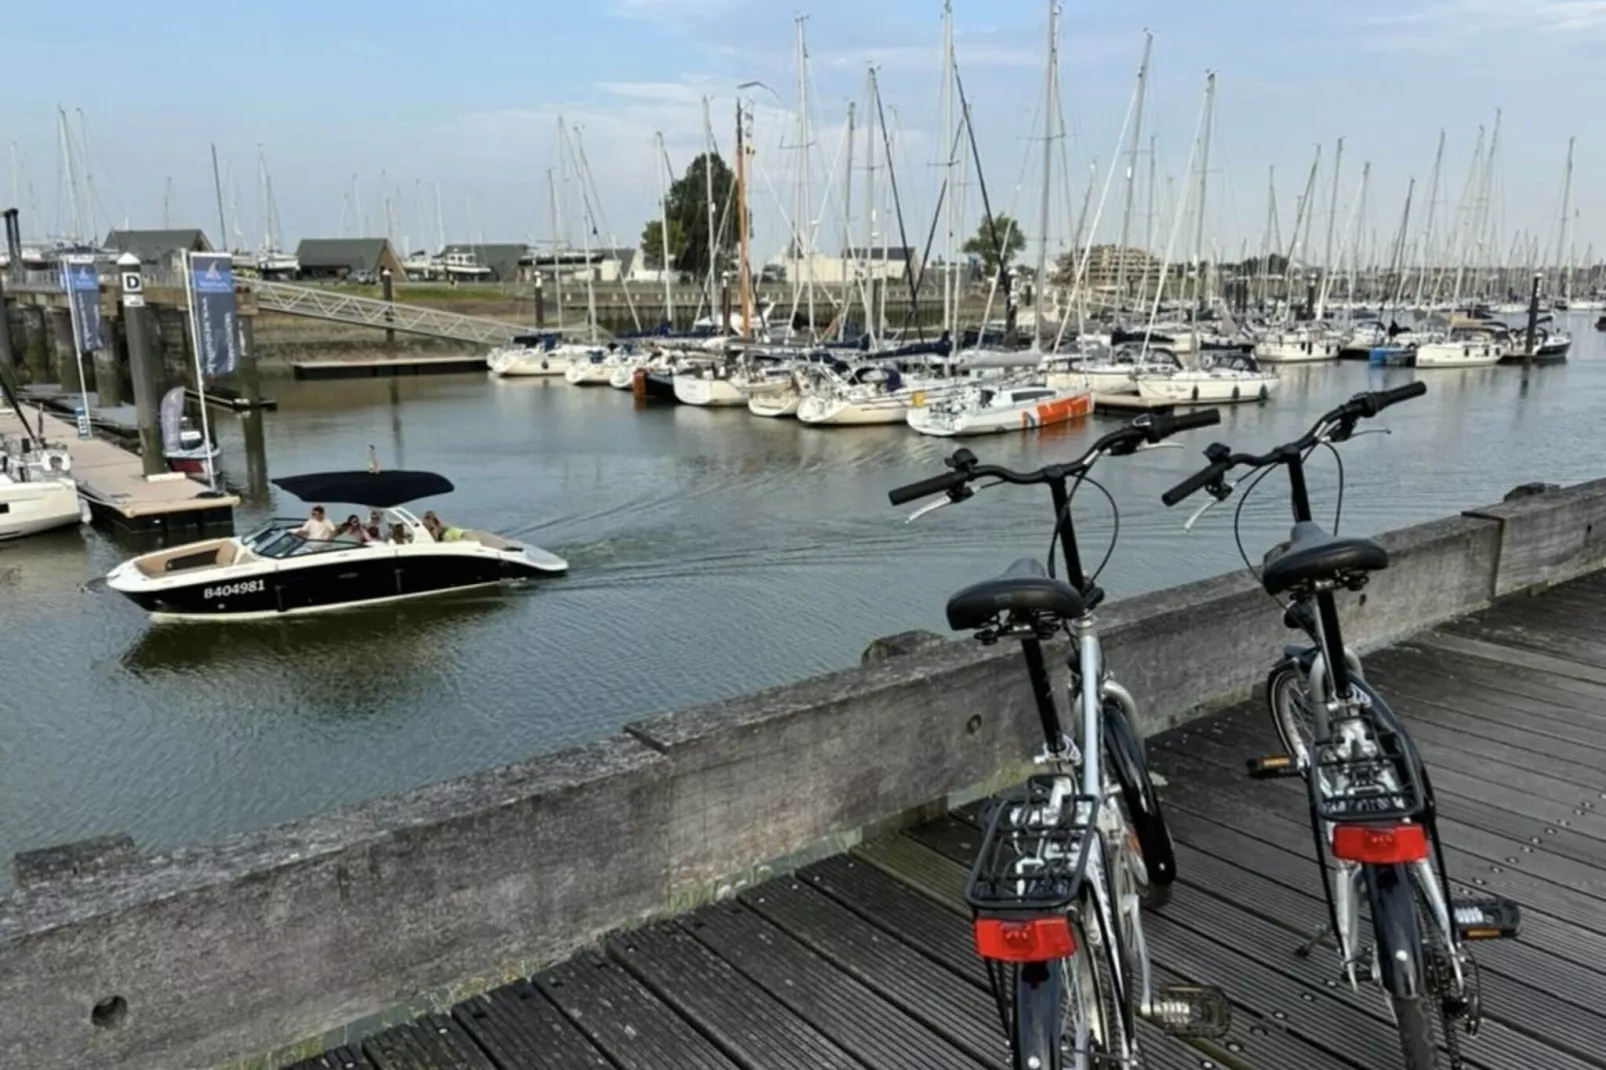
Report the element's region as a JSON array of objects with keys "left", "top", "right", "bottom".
[
  {"left": 1139, "top": 407, "right": 1220, "bottom": 444},
  {"left": 1161, "top": 459, "right": 1232, "bottom": 508},
  {"left": 1378, "top": 381, "right": 1427, "bottom": 407},
  {"left": 1167, "top": 408, "right": 1222, "bottom": 433},
  {"left": 888, "top": 469, "right": 967, "bottom": 506}
]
